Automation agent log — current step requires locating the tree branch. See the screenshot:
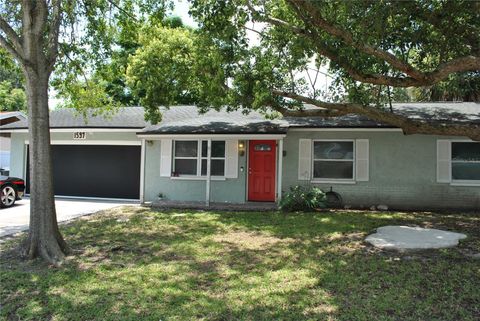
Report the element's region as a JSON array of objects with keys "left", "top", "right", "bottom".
[
  {"left": 287, "top": 0, "right": 426, "bottom": 80},
  {"left": 46, "top": 0, "right": 62, "bottom": 71},
  {"left": 0, "top": 15, "right": 24, "bottom": 56},
  {"left": 271, "top": 89, "right": 480, "bottom": 141},
  {"left": 246, "top": 1, "right": 480, "bottom": 87},
  {"left": 0, "top": 34, "right": 27, "bottom": 65}
]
